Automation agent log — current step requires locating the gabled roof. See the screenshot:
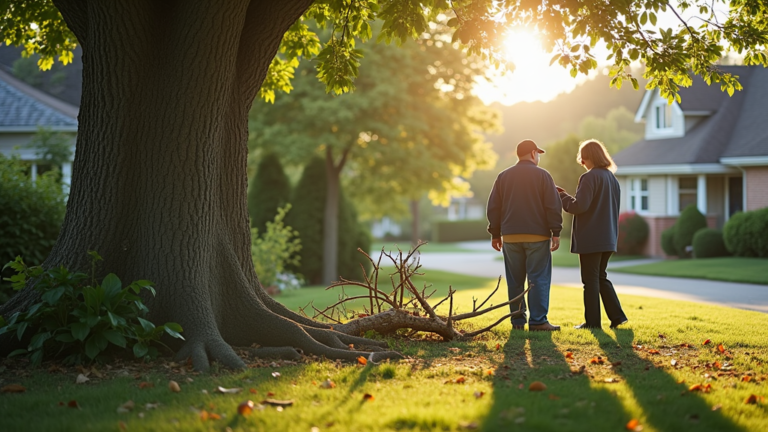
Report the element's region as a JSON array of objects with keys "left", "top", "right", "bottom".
[
  {"left": 0, "top": 67, "right": 78, "bottom": 132},
  {"left": 616, "top": 66, "right": 768, "bottom": 168}
]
